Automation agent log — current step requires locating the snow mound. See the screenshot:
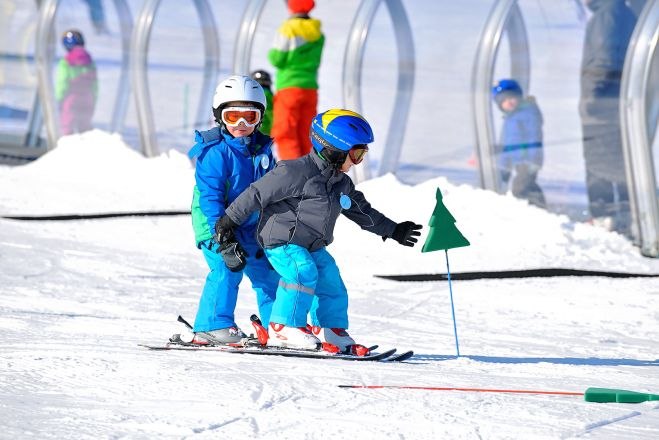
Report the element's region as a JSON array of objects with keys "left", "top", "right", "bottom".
[{"left": 0, "top": 130, "right": 194, "bottom": 215}]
